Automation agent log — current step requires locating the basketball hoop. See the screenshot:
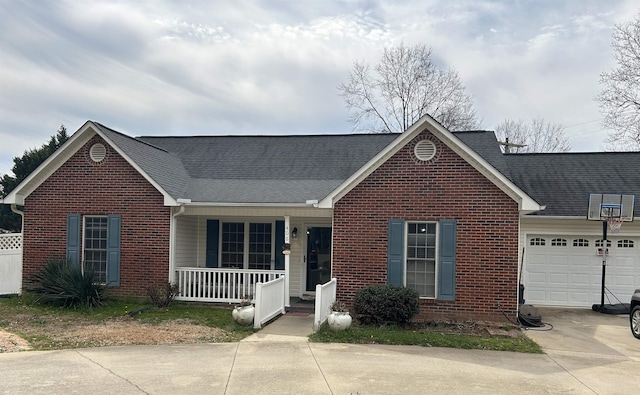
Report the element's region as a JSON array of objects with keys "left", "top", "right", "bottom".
[{"left": 606, "top": 217, "right": 624, "bottom": 233}]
